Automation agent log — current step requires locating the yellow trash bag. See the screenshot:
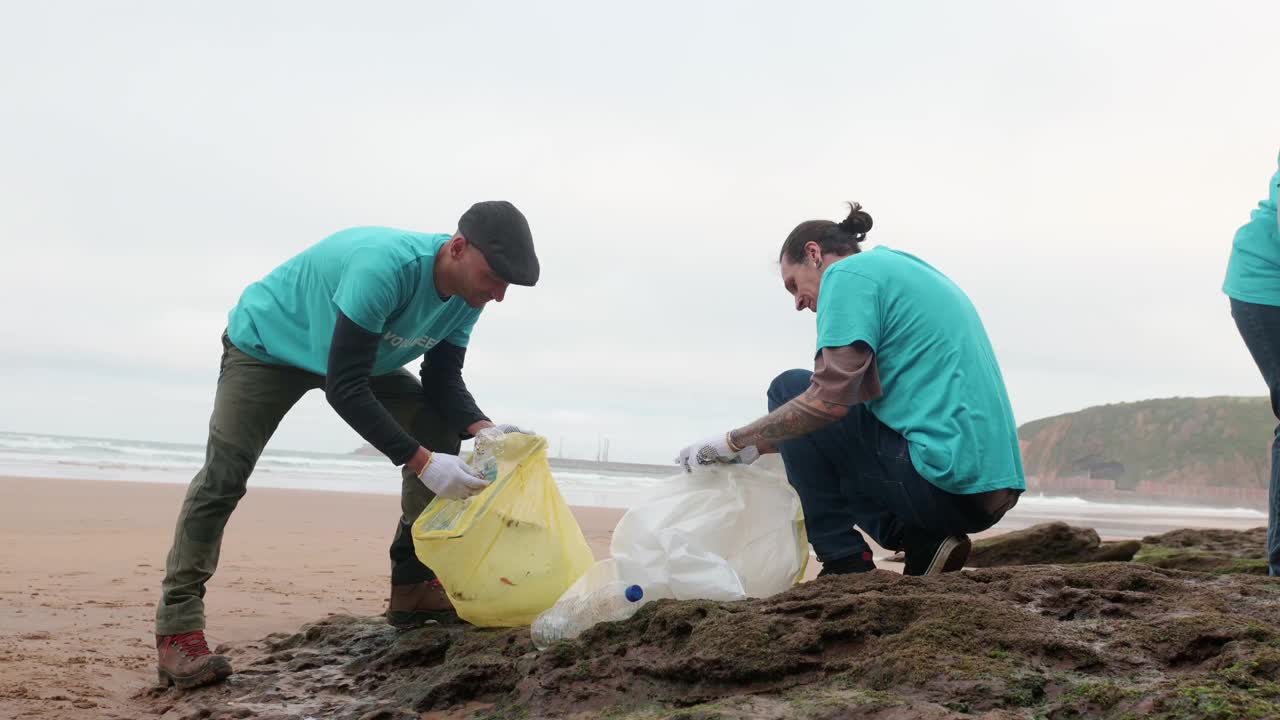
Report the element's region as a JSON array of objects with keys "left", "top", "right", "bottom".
[{"left": 411, "top": 431, "right": 594, "bottom": 627}]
